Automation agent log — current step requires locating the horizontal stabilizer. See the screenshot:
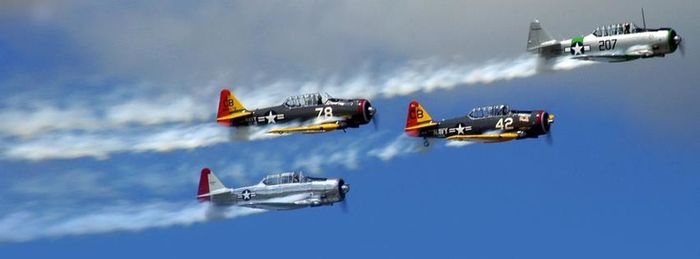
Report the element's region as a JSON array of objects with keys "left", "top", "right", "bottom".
[
  {"left": 216, "top": 110, "right": 253, "bottom": 121},
  {"left": 404, "top": 121, "right": 439, "bottom": 131},
  {"left": 197, "top": 188, "right": 233, "bottom": 198}
]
